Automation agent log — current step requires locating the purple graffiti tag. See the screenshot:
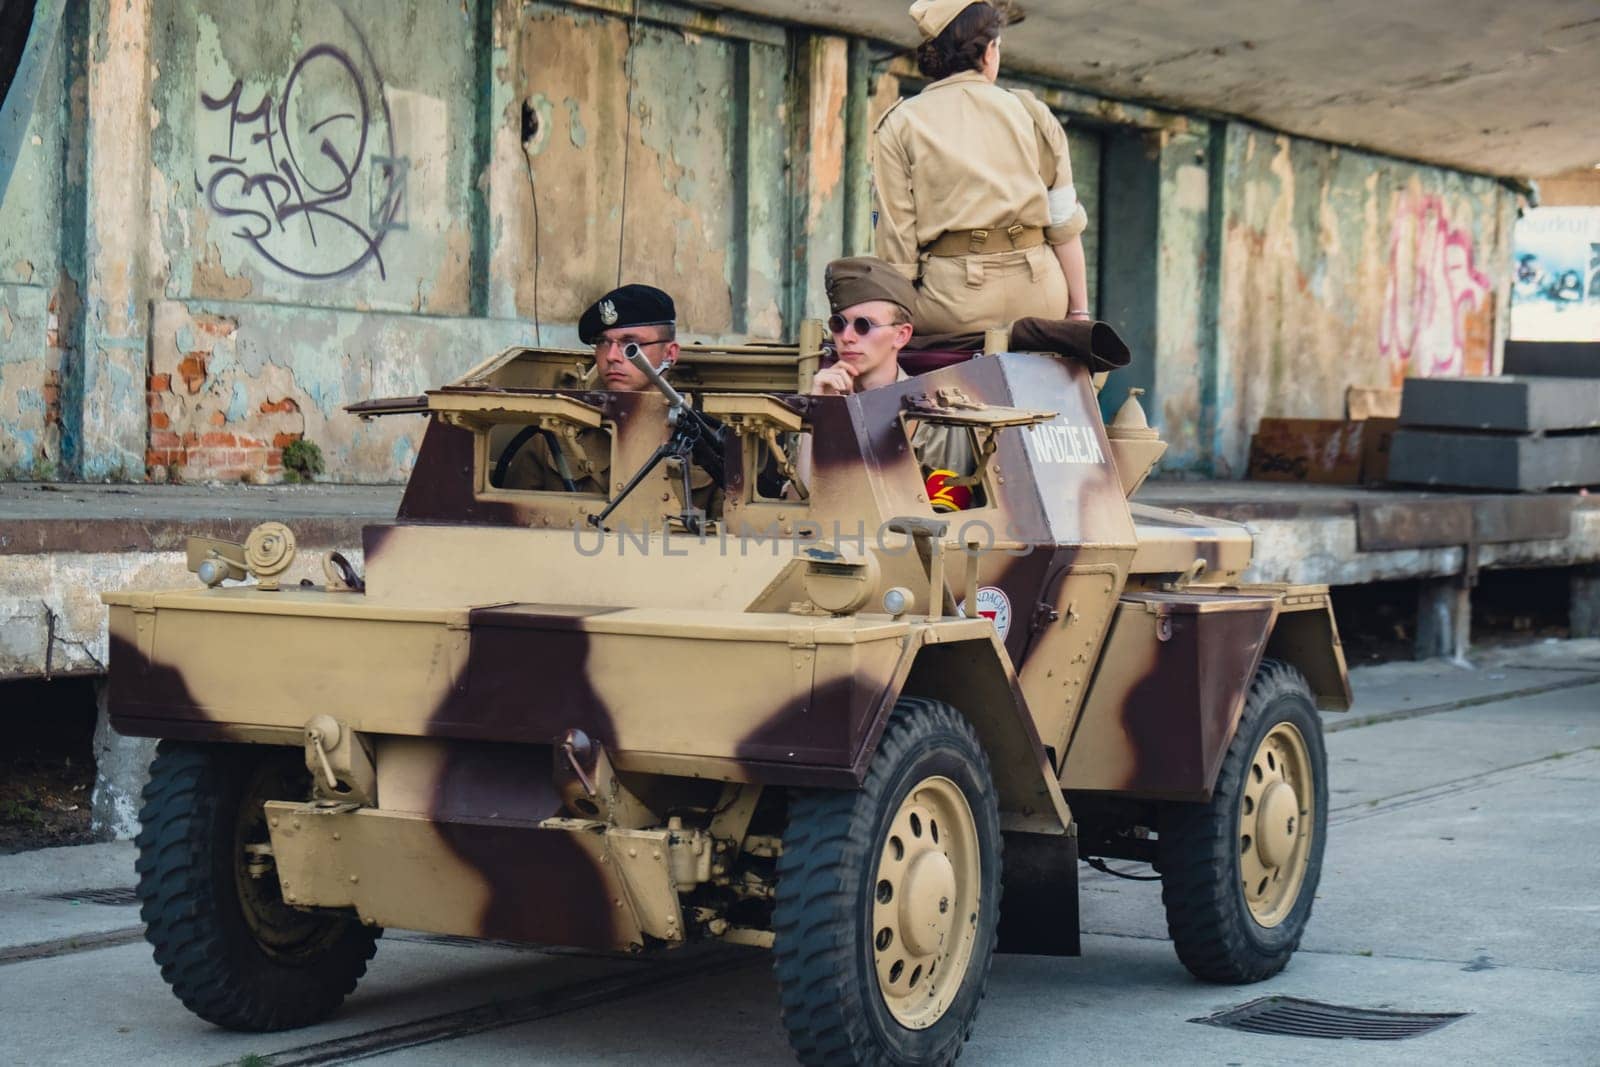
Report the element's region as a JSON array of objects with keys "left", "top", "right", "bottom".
[{"left": 196, "top": 30, "right": 405, "bottom": 282}]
